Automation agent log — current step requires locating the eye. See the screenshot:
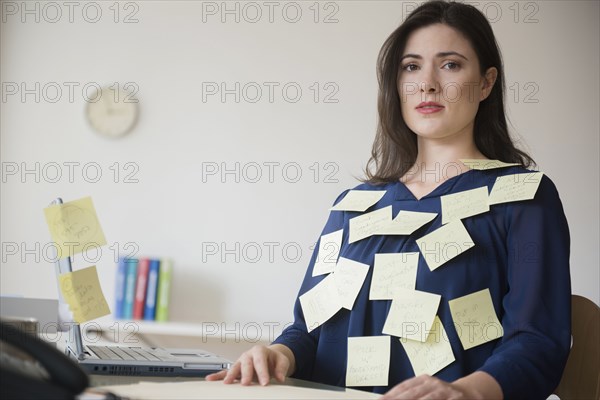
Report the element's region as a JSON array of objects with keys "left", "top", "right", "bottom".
[
  {"left": 443, "top": 61, "right": 461, "bottom": 70},
  {"left": 401, "top": 63, "right": 419, "bottom": 72}
]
